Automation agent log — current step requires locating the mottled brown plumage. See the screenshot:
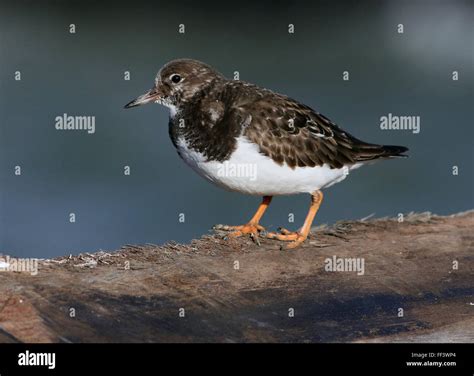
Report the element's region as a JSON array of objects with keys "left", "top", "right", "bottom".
[
  {"left": 224, "top": 81, "right": 407, "bottom": 169},
  {"left": 168, "top": 77, "right": 407, "bottom": 169},
  {"left": 126, "top": 59, "right": 408, "bottom": 169}
]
